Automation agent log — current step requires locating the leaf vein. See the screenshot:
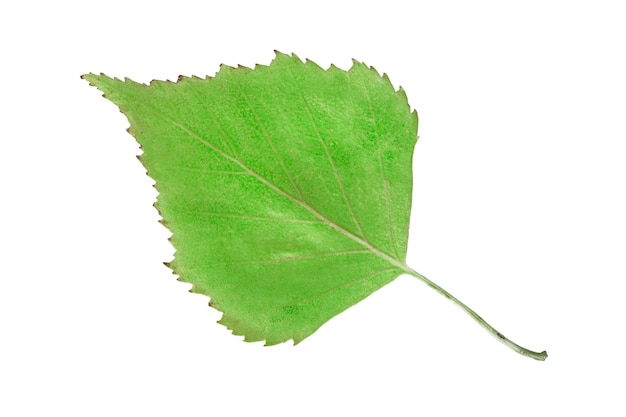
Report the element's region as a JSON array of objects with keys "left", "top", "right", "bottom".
[
  {"left": 191, "top": 211, "right": 323, "bottom": 223},
  {"left": 265, "top": 267, "right": 399, "bottom": 313},
  {"left": 364, "top": 83, "right": 401, "bottom": 261},
  {"left": 186, "top": 86, "right": 240, "bottom": 158},
  {"left": 184, "top": 250, "right": 372, "bottom": 267},
  {"left": 285, "top": 66, "right": 367, "bottom": 241},
  {"left": 239, "top": 88, "right": 305, "bottom": 201},
  {"left": 159, "top": 166, "right": 249, "bottom": 175}
]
